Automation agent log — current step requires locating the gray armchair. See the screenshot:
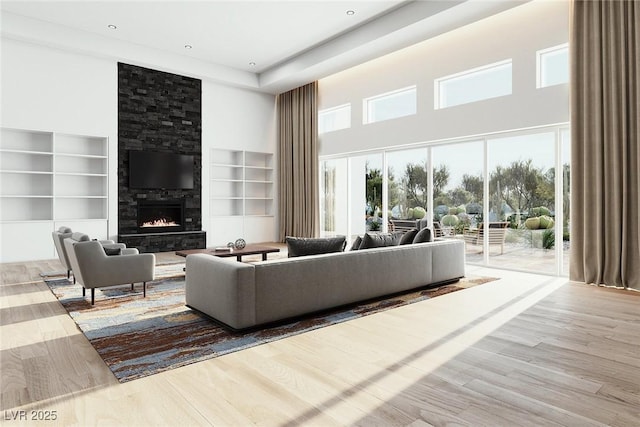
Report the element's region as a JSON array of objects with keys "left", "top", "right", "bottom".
[
  {"left": 52, "top": 229, "right": 138, "bottom": 283},
  {"left": 64, "top": 233, "right": 155, "bottom": 304},
  {"left": 52, "top": 226, "right": 74, "bottom": 279}
]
